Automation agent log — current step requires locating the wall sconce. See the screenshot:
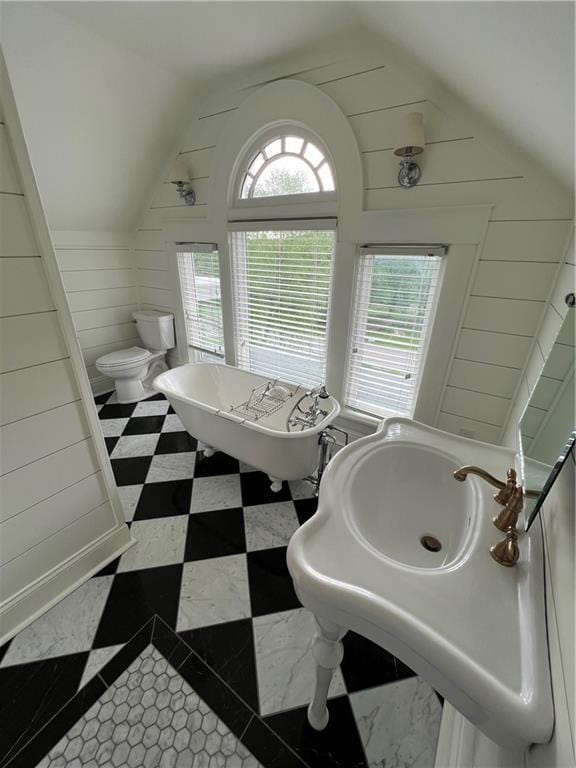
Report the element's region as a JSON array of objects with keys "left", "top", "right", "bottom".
[
  {"left": 169, "top": 155, "right": 196, "bottom": 205},
  {"left": 394, "top": 112, "right": 425, "bottom": 188}
]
